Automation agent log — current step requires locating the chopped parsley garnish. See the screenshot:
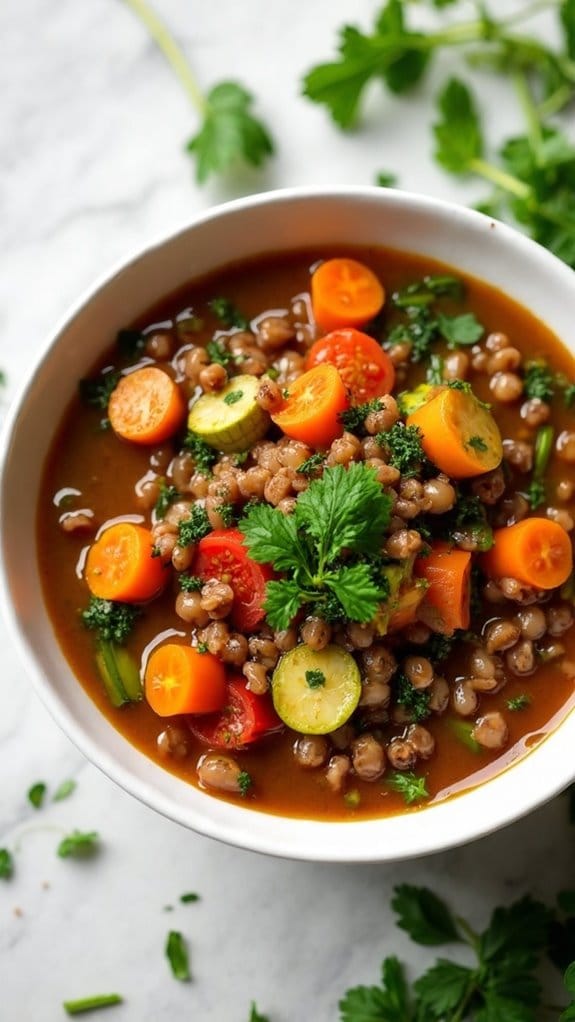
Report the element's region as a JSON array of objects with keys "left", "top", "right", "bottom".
[
  {"left": 206, "top": 338, "right": 234, "bottom": 366},
  {"left": 0, "top": 848, "right": 13, "bottom": 879},
  {"left": 305, "top": 669, "right": 326, "bottom": 689},
  {"left": 393, "top": 275, "right": 463, "bottom": 308},
  {"left": 223, "top": 389, "right": 243, "bottom": 405},
  {"left": 297, "top": 452, "right": 326, "bottom": 477},
  {"left": 240, "top": 463, "right": 393, "bottom": 630},
  {"left": 524, "top": 360, "right": 555, "bottom": 403},
  {"left": 238, "top": 771, "right": 253, "bottom": 796},
  {"left": 208, "top": 296, "right": 250, "bottom": 330},
  {"left": 53, "top": 779, "right": 76, "bottom": 802},
  {"left": 219, "top": 503, "right": 236, "bottom": 527},
  {"left": 63, "top": 994, "right": 123, "bottom": 1016},
  {"left": 78, "top": 371, "right": 119, "bottom": 414},
  {"left": 82, "top": 598, "right": 139, "bottom": 645},
  {"left": 340, "top": 398, "right": 384, "bottom": 433},
  {"left": 386, "top": 771, "right": 429, "bottom": 805},
  {"left": 178, "top": 573, "right": 204, "bottom": 592},
  {"left": 508, "top": 694, "right": 531, "bottom": 711},
  {"left": 28, "top": 782, "right": 47, "bottom": 809},
  {"left": 394, "top": 672, "right": 431, "bottom": 723},
  {"left": 448, "top": 493, "right": 493, "bottom": 552},
  {"left": 116, "top": 327, "right": 145, "bottom": 359},
  {"left": 165, "top": 930, "right": 191, "bottom": 981},
  {"left": 180, "top": 892, "right": 200, "bottom": 904},
  {"left": 423, "top": 632, "right": 456, "bottom": 663},
  {"left": 57, "top": 831, "right": 99, "bottom": 859},
  {"left": 467, "top": 435, "right": 488, "bottom": 452},
  {"left": 376, "top": 423, "right": 425, "bottom": 476},
  {"left": 154, "top": 479, "right": 180, "bottom": 518},
  {"left": 197, "top": 642, "right": 209, "bottom": 654},
  {"left": 178, "top": 505, "right": 212, "bottom": 547},
  {"left": 182, "top": 431, "right": 218, "bottom": 475}
]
